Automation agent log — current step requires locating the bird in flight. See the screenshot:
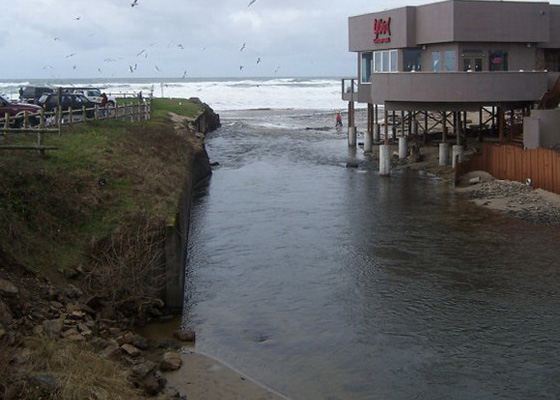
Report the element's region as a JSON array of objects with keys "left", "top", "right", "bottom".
[
  {"left": 257, "top": 57, "right": 262, "bottom": 64},
  {"left": 65, "top": 53, "right": 76, "bottom": 58},
  {"left": 134, "top": 63, "right": 138, "bottom": 71},
  {"left": 104, "top": 58, "right": 116, "bottom": 63},
  {"left": 131, "top": 0, "right": 139, "bottom": 7},
  {"left": 75, "top": 16, "right": 81, "bottom": 20},
  {"left": 129, "top": 65, "right": 134, "bottom": 73},
  {"left": 239, "top": 65, "right": 244, "bottom": 71},
  {"left": 274, "top": 66, "right": 281, "bottom": 74},
  {"left": 240, "top": 43, "right": 246, "bottom": 52},
  {"left": 42, "top": 65, "right": 54, "bottom": 70},
  {"left": 73, "top": 65, "right": 77, "bottom": 70},
  {"left": 177, "top": 44, "right": 184, "bottom": 50},
  {"left": 98, "top": 68, "right": 102, "bottom": 73},
  {"left": 182, "top": 70, "right": 188, "bottom": 79},
  {"left": 137, "top": 49, "right": 146, "bottom": 57},
  {"left": 54, "top": 37, "right": 60, "bottom": 41},
  {"left": 155, "top": 65, "right": 160, "bottom": 72},
  {"left": 248, "top": 0, "right": 257, "bottom": 7}
]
